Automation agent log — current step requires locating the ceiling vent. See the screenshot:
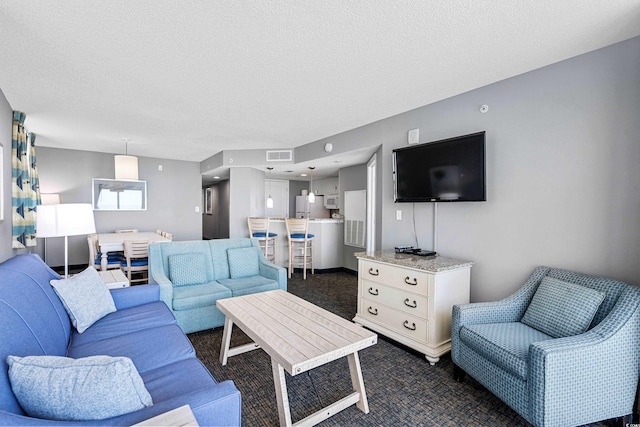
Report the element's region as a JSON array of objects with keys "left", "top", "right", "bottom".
[{"left": 266, "top": 150, "right": 293, "bottom": 162}]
